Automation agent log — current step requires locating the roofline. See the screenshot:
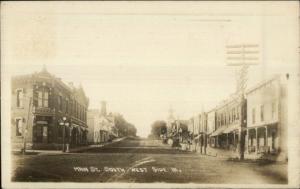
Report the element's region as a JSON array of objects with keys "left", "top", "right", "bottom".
[{"left": 246, "top": 74, "right": 281, "bottom": 95}]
